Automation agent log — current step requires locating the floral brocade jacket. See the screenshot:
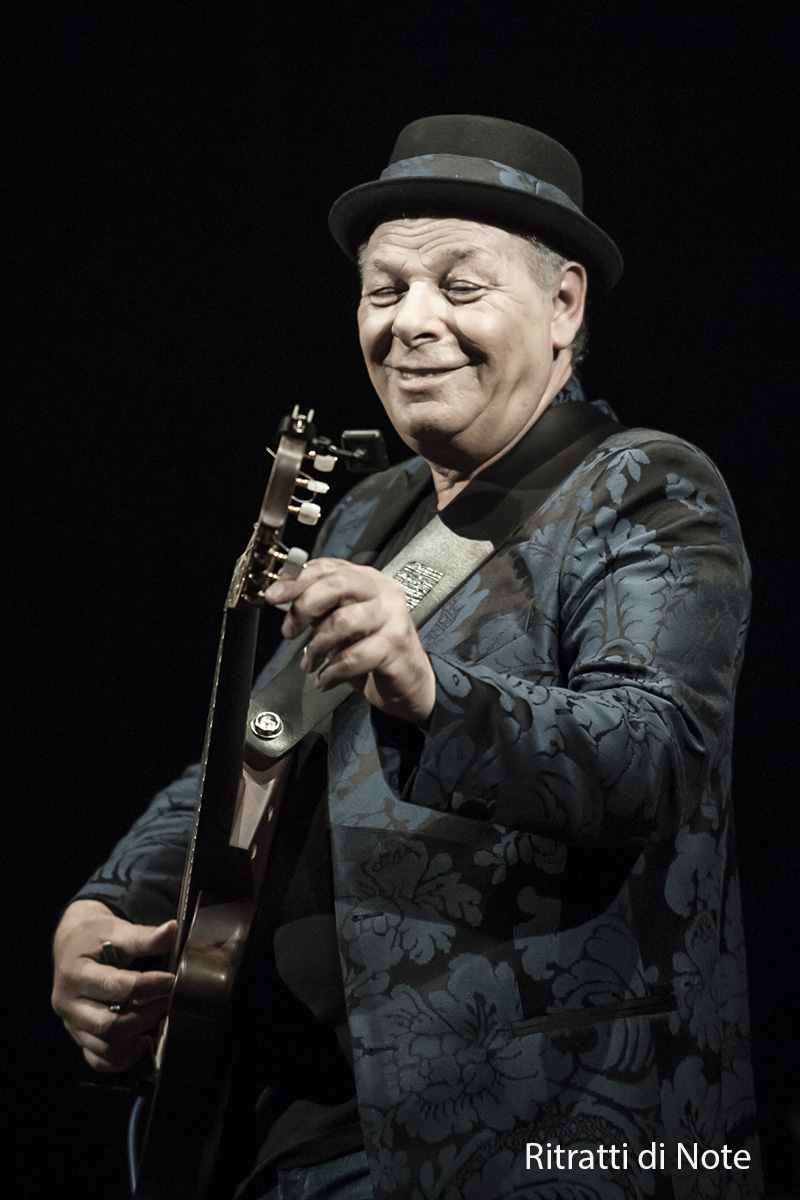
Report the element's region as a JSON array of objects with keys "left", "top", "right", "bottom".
[{"left": 77, "top": 391, "right": 761, "bottom": 1199}]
